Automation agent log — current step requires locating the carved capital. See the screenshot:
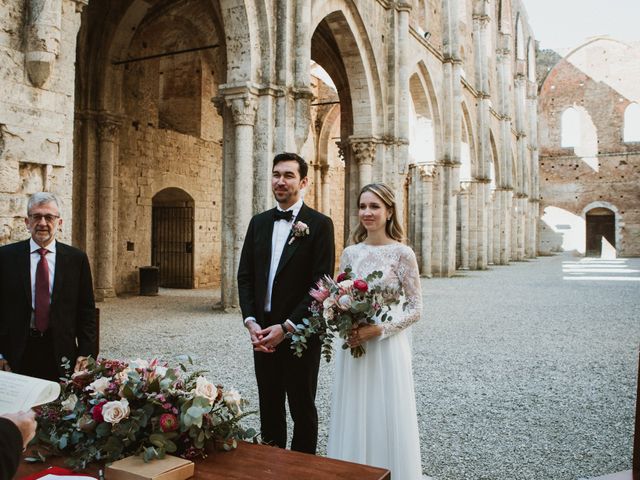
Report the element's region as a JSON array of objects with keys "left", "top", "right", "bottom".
[
  {"left": 350, "top": 139, "right": 377, "bottom": 166},
  {"left": 336, "top": 141, "right": 347, "bottom": 162},
  {"left": 227, "top": 96, "right": 257, "bottom": 126},
  {"left": 211, "top": 96, "right": 225, "bottom": 116},
  {"left": 97, "top": 116, "right": 122, "bottom": 142}
]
